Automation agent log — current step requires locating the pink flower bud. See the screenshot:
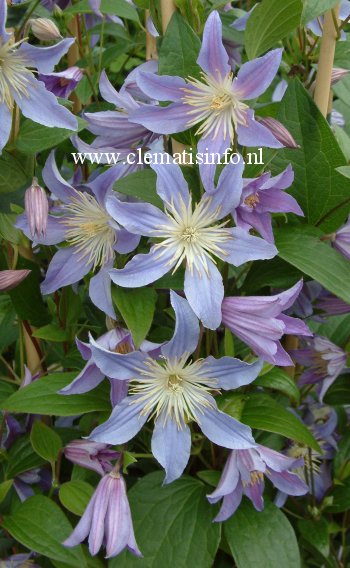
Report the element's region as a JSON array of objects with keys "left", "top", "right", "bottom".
[
  {"left": 0, "top": 269, "right": 31, "bottom": 292},
  {"left": 256, "top": 117, "right": 300, "bottom": 149},
  {"left": 24, "top": 178, "right": 49, "bottom": 239},
  {"left": 29, "top": 18, "right": 62, "bottom": 41},
  {"left": 331, "top": 67, "right": 349, "bottom": 86}
]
